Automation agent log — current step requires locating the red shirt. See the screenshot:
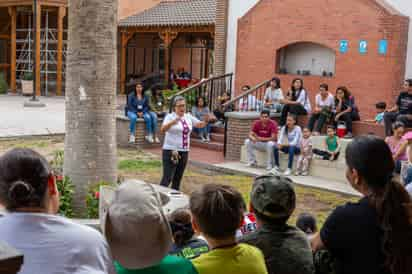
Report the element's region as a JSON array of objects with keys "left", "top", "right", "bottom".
[{"left": 252, "top": 119, "right": 278, "bottom": 139}]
